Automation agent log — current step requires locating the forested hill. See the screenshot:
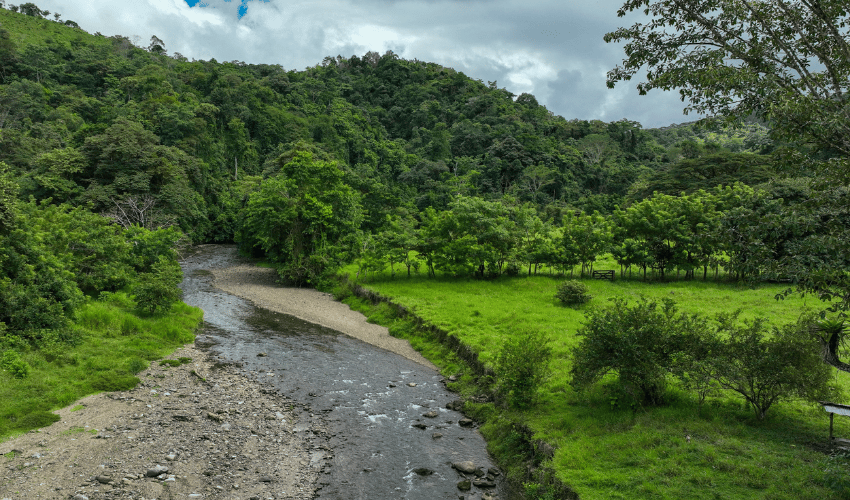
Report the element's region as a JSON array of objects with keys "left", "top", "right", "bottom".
[{"left": 0, "top": 6, "right": 776, "bottom": 243}]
